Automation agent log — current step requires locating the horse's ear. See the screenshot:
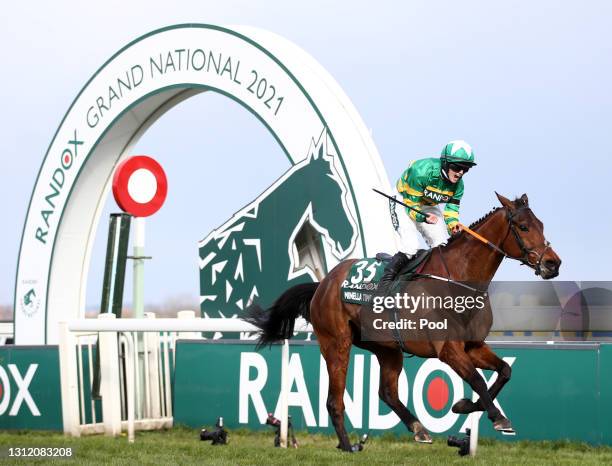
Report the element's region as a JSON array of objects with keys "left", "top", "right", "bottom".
[
  {"left": 313, "top": 145, "right": 323, "bottom": 160},
  {"left": 519, "top": 193, "right": 529, "bottom": 207},
  {"left": 495, "top": 192, "right": 514, "bottom": 211}
]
